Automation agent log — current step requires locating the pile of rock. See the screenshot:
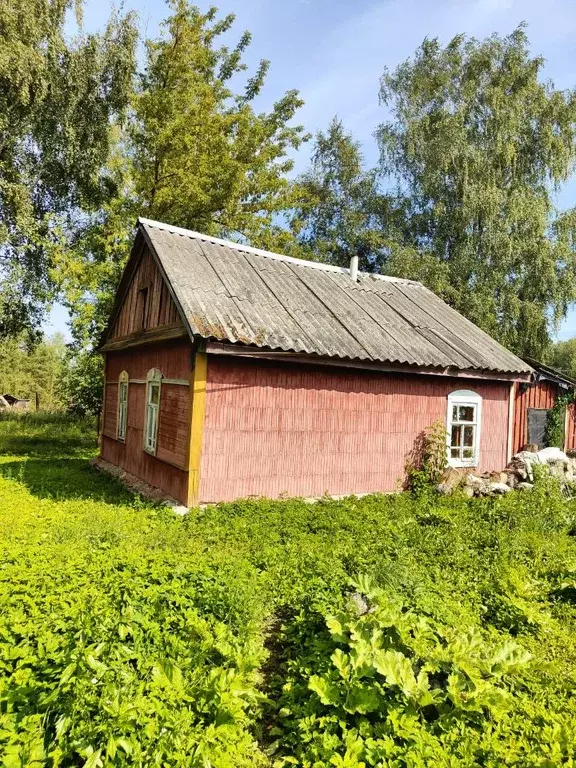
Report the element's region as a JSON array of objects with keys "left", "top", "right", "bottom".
[{"left": 437, "top": 446, "right": 576, "bottom": 497}]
